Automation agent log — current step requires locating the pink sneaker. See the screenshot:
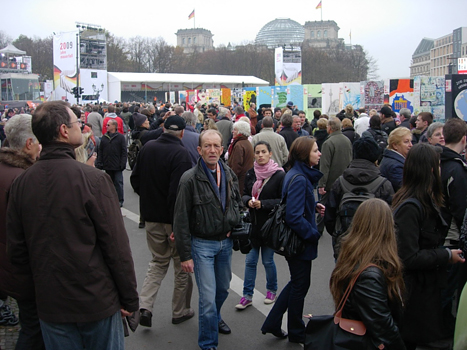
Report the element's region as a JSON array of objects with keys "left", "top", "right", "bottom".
[
  {"left": 264, "top": 291, "right": 276, "bottom": 304},
  {"left": 235, "top": 297, "right": 252, "bottom": 310}
]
